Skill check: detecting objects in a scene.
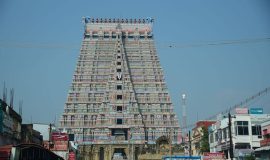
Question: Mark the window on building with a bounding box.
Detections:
[210,133,214,143]
[63,115,67,125]
[252,125,262,136]
[116,119,123,124]
[100,114,105,120]
[223,128,227,140]
[116,73,122,80]
[117,62,121,65]
[71,115,75,126]
[117,68,121,72]
[215,132,218,142]
[117,106,123,112]
[150,115,154,124]
[117,85,122,90]
[163,115,167,125]
[235,143,251,149]
[218,130,222,142]
[117,95,122,100]
[84,115,88,120]
[134,114,139,124]
[100,114,105,124]
[235,121,249,135]
[117,55,121,59]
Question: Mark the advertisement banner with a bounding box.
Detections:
[52,132,69,141]
[52,141,68,151]
[69,151,76,160]
[235,108,248,114]
[203,152,225,160]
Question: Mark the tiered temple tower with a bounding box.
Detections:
[59,18,182,160]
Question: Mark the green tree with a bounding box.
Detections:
[244,155,255,160]
[200,126,210,154]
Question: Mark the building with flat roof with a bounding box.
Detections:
[254,119,270,159]
[191,120,216,156]
[0,99,22,146]
[209,108,270,159]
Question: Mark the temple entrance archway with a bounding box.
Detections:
[156,136,170,155]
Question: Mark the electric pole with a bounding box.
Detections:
[228,112,234,159]
[189,130,192,157]
[49,123,52,150]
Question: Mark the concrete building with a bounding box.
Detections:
[191,120,215,156]
[255,119,270,159]
[209,108,270,159]
[0,99,22,146]
[43,131,69,160]
[58,17,182,160]
[21,124,43,145]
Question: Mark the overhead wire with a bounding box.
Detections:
[182,87,270,130]
[0,37,269,50]
[157,37,270,49]
[0,42,79,50]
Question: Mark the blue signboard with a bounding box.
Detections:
[249,108,263,114]
[162,156,201,160]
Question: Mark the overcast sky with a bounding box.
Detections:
[0,0,270,127]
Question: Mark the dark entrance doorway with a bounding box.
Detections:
[112,148,127,160]
[99,147,104,160]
